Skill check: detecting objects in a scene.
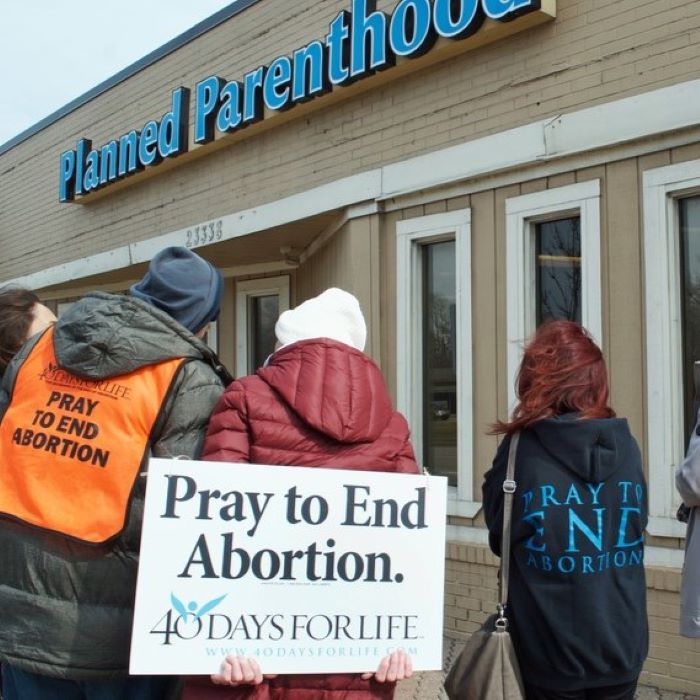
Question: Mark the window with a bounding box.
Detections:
[247,295,279,372]
[643,159,700,537]
[236,277,290,376]
[505,181,602,409]
[396,209,474,516]
[422,241,457,486]
[679,196,700,441]
[535,217,582,325]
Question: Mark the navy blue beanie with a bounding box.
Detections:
[130,247,223,333]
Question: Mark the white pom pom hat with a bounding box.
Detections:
[275,288,367,352]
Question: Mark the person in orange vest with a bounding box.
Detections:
[0,247,232,700]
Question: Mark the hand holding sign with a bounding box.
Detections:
[362,649,413,683]
[211,656,264,686]
[211,649,413,686]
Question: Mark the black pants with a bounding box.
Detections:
[1,664,176,700]
[524,679,638,700]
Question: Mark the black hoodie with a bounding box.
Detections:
[482,414,648,691]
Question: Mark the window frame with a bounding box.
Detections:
[643,159,700,538]
[505,180,603,410]
[235,276,290,377]
[396,209,474,517]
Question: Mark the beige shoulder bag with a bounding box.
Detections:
[443,431,525,700]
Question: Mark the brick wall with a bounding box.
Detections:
[644,567,700,695]
[444,543,700,695]
[444,543,500,640]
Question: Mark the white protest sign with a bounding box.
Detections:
[130,459,447,675]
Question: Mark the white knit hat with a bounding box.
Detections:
[275,288,367,351]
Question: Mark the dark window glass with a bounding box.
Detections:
[248,294,279,372]
[422,241,457,486]
[536,217,582,325]
[679,196,700,441]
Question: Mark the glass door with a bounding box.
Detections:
[235,277,290,376]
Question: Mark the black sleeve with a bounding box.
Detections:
[482,434,511,557]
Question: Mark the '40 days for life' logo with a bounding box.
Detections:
[151,593,228,645]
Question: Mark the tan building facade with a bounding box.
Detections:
[2,0,700,693]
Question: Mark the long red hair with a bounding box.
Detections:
[493,320,615,435]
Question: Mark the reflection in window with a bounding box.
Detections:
[679,196,700,441]
[247,295,279,373]
[422,241,457,486]
[536,217,581,325]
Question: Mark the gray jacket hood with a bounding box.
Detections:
[529,413,630,483]
[53,291,220,380]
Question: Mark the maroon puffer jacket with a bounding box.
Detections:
[182,338,419,700]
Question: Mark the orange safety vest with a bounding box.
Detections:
[0,327,186,544]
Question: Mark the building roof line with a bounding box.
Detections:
[0,0,260,157]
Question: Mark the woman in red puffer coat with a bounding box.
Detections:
[182,288,419,700]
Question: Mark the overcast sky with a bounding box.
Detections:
[0,0,237,146]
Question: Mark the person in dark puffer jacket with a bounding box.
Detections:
[183,288,419,700]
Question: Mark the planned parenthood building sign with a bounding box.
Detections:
[58,0,544,202]
[131,460,447,674]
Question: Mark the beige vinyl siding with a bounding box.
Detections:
[285,143,700,506]
[295,216,381,363]
[3,0,700,281]
[378,149,699,495]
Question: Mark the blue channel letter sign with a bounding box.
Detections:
[59,0,542,202]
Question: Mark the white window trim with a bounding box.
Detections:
[505,180,603,411]
[643,159,700,538]
[235,276,290,377]
[396,209,475,517]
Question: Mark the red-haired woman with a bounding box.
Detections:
[482,321,648,700]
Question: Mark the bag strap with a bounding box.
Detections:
[497,430,520,631]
